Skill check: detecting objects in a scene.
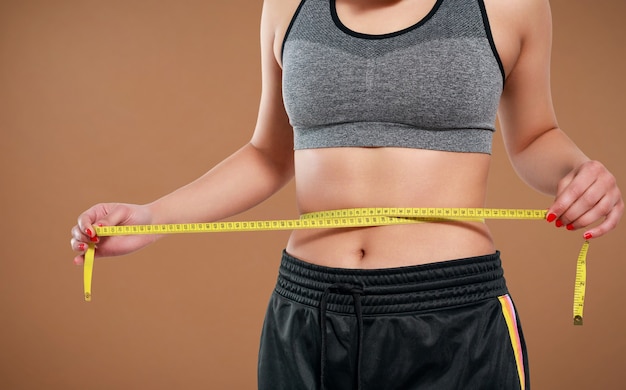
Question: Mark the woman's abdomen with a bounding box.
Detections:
[286,147,496,268]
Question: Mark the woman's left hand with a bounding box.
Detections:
[546,160,623,239]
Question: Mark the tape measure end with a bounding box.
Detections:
[84,244,95,302]
[573,315,583,326]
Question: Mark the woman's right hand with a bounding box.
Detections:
[70,203,159,265]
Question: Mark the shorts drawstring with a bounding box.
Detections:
[319,283,364,390]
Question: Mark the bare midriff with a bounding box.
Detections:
[285,147,496,268]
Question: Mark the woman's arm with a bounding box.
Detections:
[148,2,293,225]
[497,0,622,238]
[71,0,293,262]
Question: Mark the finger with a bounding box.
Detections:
[73,224,99,244]
[77,204,126,240]
[71,225,89,241]
[547,166,597,222]
[559,166,620,227]
[70,237,89,252]
[580,199,624,239]
[557,183,604,229]
[77,203,116,236]
[73,253,85,266]
[561,193,613,231]
[71,224,99,243]
[92,204,130,230]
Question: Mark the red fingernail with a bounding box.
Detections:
[86,228,93,238]
[566,224,575,231]
[546,213,557,223]
[584,232,593,240]
[98,223,103,227]
[555,220,564,228]
[90,236,98,242]
[78,243,85,251]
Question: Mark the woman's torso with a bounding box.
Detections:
[272,0,520,268]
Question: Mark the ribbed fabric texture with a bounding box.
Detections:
[276,250,509,315]
[282,0,503,153]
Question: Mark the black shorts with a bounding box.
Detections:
[258,250,529,390]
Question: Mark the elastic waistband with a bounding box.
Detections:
[275,250,508,315]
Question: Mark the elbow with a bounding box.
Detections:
[248,141,295,185]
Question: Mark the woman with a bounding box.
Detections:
[71,0,623,389]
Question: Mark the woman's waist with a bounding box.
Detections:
[286,219,495,269]
[291,147,493,268]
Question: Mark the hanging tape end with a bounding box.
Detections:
[573,315,583,326]
[83,243,96,303]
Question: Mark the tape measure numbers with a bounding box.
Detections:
[82,207,589,325]
[573,240,589,326]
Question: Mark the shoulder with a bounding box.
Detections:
[261,0,305,66]
[483,0,551,38]
[482,0,550,19]
[261,0,303,31]
[482,0,552,79]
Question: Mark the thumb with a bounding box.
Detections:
[93,204,134,230]
[78,203,130,238]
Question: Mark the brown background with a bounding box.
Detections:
[1,0,624,389]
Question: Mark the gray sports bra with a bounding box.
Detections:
[281,0,504,154]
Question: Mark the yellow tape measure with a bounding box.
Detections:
[573,240,589,325]
[83,207,589,325]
